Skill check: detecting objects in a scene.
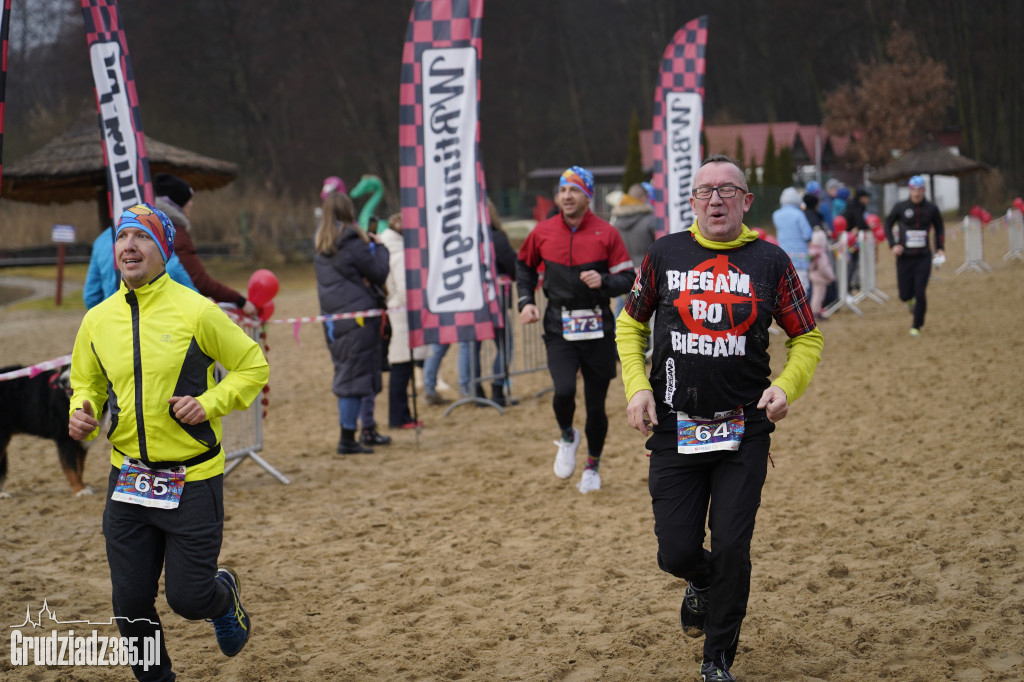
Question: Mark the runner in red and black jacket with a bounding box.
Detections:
[515,166,635,495]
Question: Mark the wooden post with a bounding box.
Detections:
[55,243,66,306]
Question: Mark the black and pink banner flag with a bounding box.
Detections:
[81,0,152,222]
[400,0,498,348]
[652,16,708,237]
[0,0,11,195]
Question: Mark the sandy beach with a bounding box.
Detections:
[1,226,1022,681]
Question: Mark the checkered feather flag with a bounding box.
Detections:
[400,0,499,349]
[81,0,153,221]
[0,0,11,195]
[652,16,708,237]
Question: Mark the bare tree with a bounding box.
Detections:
[823,25,954,167]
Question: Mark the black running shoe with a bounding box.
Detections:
[700,660,736,682]
[680,583,709,638]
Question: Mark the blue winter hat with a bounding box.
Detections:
[908,175,926,189]
[641,181,655,201]
[116,204,176,263]
[837,187,851,201]
[806,180,821,196]
[559,166,594,199]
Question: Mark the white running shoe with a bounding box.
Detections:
[553,428,580,479]
[577,468,601,493]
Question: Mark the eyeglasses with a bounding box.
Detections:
[692,185,746,200]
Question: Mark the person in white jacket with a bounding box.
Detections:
[379,213,428,428]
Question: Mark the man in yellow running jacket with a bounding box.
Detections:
[616,155,822,682]
[69,203,269,682]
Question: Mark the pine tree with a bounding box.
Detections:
[777,145,794,186]
[762,131,778,185]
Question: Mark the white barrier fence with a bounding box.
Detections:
[1003,209,1024,263]
[956,215,992,274]
[823,236,860,317]
[852,229,888,306]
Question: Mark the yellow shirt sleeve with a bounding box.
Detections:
[615,309,652,402]
[771,327,823,403]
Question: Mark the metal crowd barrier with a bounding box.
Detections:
[851,229,888,306]
[444,278,552,415]
[956,216,992,274]
[823,237,862,317]
[217,313,289,483]
[1004,209,1024,263]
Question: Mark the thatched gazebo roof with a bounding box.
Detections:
[1,113,238,204]
[868,141,988,185]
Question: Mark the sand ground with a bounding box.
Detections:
[1,227,1022,681]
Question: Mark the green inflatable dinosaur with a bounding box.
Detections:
[349,174,385,231]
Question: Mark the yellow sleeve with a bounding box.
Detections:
[68,316,107,441]
[193,306,270,420]
[615,309,652,402]
[771,327,823,403]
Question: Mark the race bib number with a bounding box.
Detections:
[111,456,185,509]
[677,408,745,454]
[561,307,604,341]
[905,229,928,249]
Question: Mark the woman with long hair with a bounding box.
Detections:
[314,190,390,454]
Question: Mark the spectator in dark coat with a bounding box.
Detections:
[843,188,872,291]
[153,173,258,317]
[474,199,520,406]
[314,190,390,454]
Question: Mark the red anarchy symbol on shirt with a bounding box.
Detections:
[673,254,760,340]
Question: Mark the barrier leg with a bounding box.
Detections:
[823,240,863,317]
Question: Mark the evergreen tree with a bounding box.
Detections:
[622,110,645,190]
[777,145,794,186]
[734,136,746,172]
[762,131,778,185]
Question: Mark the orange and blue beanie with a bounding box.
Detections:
[559,166,594,199]
[116,203,176,263]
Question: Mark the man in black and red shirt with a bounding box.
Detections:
[616,155,823,682]
[884,175,946,337]
[516,166,635,494]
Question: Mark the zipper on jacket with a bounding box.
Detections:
[126,290,149,464]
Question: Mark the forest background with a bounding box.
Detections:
[2,0,1021,252]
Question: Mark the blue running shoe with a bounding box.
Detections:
[208,567,251,657]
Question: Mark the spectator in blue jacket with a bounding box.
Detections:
[83,226,196,309]
[772,187,814,289]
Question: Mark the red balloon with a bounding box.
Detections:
[846,230,858,248]
[247,269,279,307]
[969,205,982,219]
[1013,197,1024,212]
[831,215,847,240]
[752,227,767,239]
[258,300,275,322]
[865,213,882,230]
[764,233,779,246]
[873,225,886,242]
